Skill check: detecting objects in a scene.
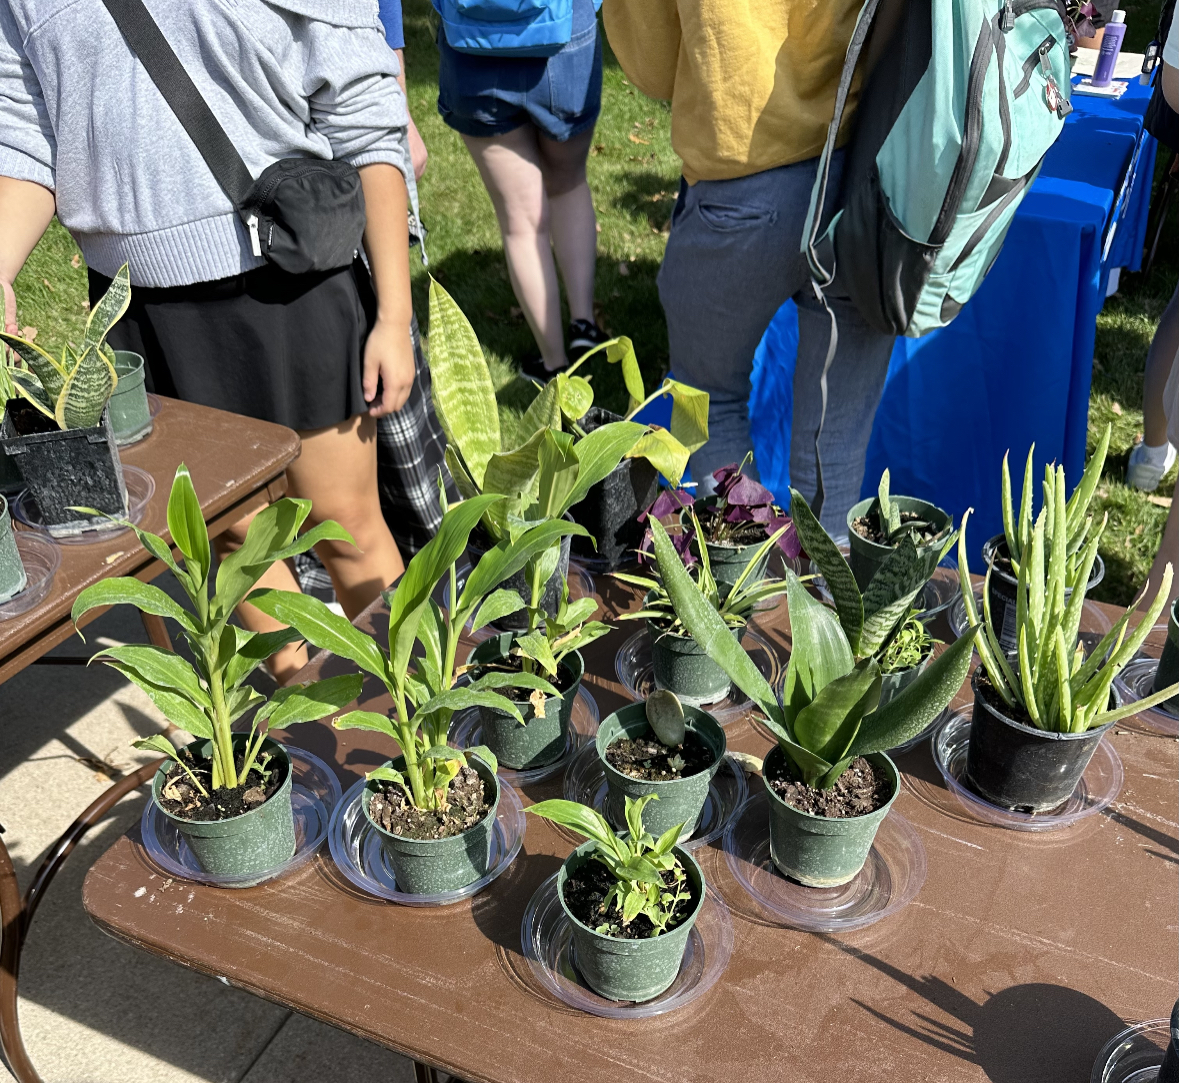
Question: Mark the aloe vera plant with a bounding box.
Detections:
[1,264,130,430]
[71,465,363,795]
[647,517,977,788]
[249,489,587,812]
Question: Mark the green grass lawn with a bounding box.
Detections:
[11,0,1175,605]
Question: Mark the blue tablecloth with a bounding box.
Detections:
[746,75,1158,555]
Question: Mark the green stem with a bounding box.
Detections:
[206,668,237,791]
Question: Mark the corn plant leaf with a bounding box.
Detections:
[663,379,709,454]
[465,670,559,696]
[464,745,499,774]
[132,734,182,762]
[166,464,211,589]
[223,627,305,688]
[521,378,562,436]
[789,488,864,650]
[334,710,399,740]
[211,497,311,620]
[536,429,581,520]
[258,673,364,730]
[527,799,624,856]
[94,644,210,706]
[780,571,855,725]
[367,764,410,792]
[626,427,689,486]
[556,372,595,424]
[512,630,558,676]
[416,687,525,725]
[470,588,526,632]
[94,651,214,739]
[8,367,55,419]
[0,332,65,401]
[792,657,881,766]
[55,345,115,430]
[84,263,132,350]
[427,279,499,487]
[72,577,197,637]
[563,420,647,510]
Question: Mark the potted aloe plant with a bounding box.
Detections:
[597,690,725,842]
[466,571,611,770]
[251,492,586,893]
[984,428,1110,652]
[615,511,790,705]
[846,468,951,591]
[528,794,705,1002]
[957,491,1178,812]
[0,265,132,533]
[72,465,363,877]
[648,517,976,886]
[0,493,26,603]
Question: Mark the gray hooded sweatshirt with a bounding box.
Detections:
[0,0,419,287]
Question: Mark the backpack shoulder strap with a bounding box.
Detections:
[99,0,254,208]
[802,0,885,284]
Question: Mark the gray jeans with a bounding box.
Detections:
[657,152,895,532]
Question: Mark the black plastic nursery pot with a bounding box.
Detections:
[468,522,571,633]
[569,408,658,570]
[467,634,584,769]
[1152,598,1179,713]
[363,753,500,895]
[0,401,128,534]
[0,493,27,603]
[964,668,1114,813]
[109,351,154,446]
[846,494,951,591]
[596,701,726,842]
[763,744,899,887]
[557,839,705,1002]
[0,444,21,495]
[152,736,295,879]
[981,534,1105,654]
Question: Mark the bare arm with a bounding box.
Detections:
[0,176,55,333]
[395,49,428,180]
[358,162,414,416]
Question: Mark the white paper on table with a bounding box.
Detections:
[1072,77,1129,98]
[1071,50,1146,80]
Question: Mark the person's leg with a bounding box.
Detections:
[1142,473,1179,614]
[462,126,567,370]
[536,125,598,326]
[1129,282,1179,490]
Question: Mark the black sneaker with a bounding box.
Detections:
[569,319,610,358]
[519,355,567,383]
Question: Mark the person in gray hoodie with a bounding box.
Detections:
[0,0,422,681]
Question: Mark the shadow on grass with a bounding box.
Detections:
[610,170,679,233]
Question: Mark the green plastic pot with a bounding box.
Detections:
[109,351,154,446]
[763,745,899,887]
[363,753,500,894]
[0,494,27,604]
[878,649,930,711]
[846,495,951,591]
[558,839,705,1002]
[597,702,725,842]
[151,735,295,878]
[647,597,744,707]
[466,634,583,769]
[1152,599,1179,713]
[681,500,770,587]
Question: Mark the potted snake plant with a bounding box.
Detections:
[0,265,132,533]
[528,794,705,1002]
[648,517,976,886]
[72,465,363,877]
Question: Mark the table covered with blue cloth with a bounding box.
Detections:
[746,75,1158,555]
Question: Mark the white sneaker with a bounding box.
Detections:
[1126,441,1177,491]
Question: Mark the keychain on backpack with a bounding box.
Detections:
[1040,45,1071,118]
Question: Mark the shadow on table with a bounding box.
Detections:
[842,946,1127,1081]
[1104,806,1179,865]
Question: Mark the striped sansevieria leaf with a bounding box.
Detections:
[83,263,131,351]
[55,345,116,430]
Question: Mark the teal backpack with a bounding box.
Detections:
[804,0,1072,338]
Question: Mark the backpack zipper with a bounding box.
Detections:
[1014,36,1057,98]
[247,214,262,257]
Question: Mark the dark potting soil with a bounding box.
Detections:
[852,510,946,547]
[766,755,892,818]
[158,747,287,822]
[563,857,694,939]
[368,764,490,840]
[697,506,769,548]
[976,670,1037,727]
[466,654,576,699]
[605,729,714,781]
[7,399,59,437]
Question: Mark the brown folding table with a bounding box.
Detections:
[77,582,1178,1083]
[0,397,300,684]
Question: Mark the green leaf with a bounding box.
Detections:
[622,887,645,924]
[225,684,266,725]
[224,627,306,688]
[483,427,546,504]
[56,345,115,430]
[416,687,525,724]
[793,657,881,764]
[562,420,647,510]
[556,372,594,423]
[470,588,526,632]
[333,710,400,740]
[166,465,211,589]
[420,744,467,763]
[261,674,364,730]
[213,498,312,621]
[652,822,680,856]
[445,444,481,501]
[624,793,652,843]
[789,488,864,649]
[857,535,931,658]
[83,263,132,351]
[617,853,666,887]
[9,367,55,419]
[466,669,559,696]
[663,380,710,454]
[132,734,182,761]
[0,332,65,401]
[72,578,197,637]
[366,764,410,795]
[527,799,620,852]
[537,429,581,520]
[606,337,646,409]
[96,661,213,739]
[427,278,500,487]
[780,571,854,725]
[626,428,690,487]
[464,744,498,775]
[520,378,562,437]
[94,644,211,707]
[645,689,686,746]
[1065,423,1109,540]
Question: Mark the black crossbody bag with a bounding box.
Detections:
[100,0,366,275]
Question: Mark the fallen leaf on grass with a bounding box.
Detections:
[628,133,650,145]
[590,143,605,156]
[71,254,81,268]
[1148,495,1173,508]
[41,278,53,292]
[617,262,630,277]
[19,326,36,341]
[1111,401,1123,415]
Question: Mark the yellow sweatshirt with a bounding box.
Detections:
[602,0,864,183]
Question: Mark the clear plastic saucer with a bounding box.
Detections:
[139,746,341,889]
[520,872,734,1018]
[327,774,525,905]
[562,744,747,851]
[1114,657,1179,737]
[949,590,1112,642]
[1091,1020,1172,1083]
[721,791,926,932]
[11,465,154,543]
[614,626,781,726]
[442,560,596,642]
[448,687,600,785]
[930,710,1123,831]
[0,533,60,618]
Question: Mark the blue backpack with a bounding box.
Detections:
[434,0,597,57]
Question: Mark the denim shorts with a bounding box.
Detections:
[436,0,602,142]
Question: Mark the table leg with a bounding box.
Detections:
[413,1063,440,1083]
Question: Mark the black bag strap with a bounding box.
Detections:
[99,0,255,208]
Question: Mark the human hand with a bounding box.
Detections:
[362,316,415,416]
[408,116,428,181]
[2,280,17,335]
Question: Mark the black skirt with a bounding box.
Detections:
[88,260,376,432]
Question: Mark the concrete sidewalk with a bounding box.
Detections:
[0,579,418,1083]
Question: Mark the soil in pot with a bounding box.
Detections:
[367,763,489,840]
[6,399,58,437]
[562,858,695,940]
[765,755,893,818]
[695,505,770,548]
[469,653,578,699]
[604,729,715,782]
[851,511,946,547]
[157,745,288,821]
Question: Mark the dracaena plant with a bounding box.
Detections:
[1000,424,1110,590]
[249,488,588,811]
[790,488,956,670]
[71,464,363,794]
[614,509,791,634]
[646,517,977,788]
[958,483,1179,732]
[528,794,691,936]
[1,264,131,431]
